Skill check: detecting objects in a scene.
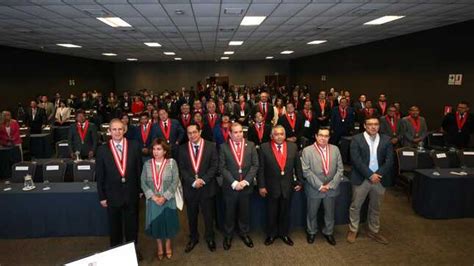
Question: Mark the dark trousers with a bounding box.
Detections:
[186,196,215,241]
[267,195,291,237]
[223,193,250,237]
[107,203,138,248]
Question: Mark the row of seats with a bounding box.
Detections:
[10,160,95,183]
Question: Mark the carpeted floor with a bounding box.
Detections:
[1,188,473,266]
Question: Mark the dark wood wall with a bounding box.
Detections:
[290,20,474,129]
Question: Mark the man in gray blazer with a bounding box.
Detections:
[348,116,394,245]
[398,106,428,147]
[301,127,344,245]
[219,122,259,250]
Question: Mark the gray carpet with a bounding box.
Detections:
[1,188,473,265]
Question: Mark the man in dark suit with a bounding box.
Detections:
[67,109,98,159]
[247,112,271,149]
[219,122,259,250]
[253,92,274,125]
[278,102,304,148]
[134,112,152,157]
[380,105,401,147]
[203,101,220,141]
[347,117,394,245]
[314,90,331,127]
[25,100,47,134]
[236,95,252,126]
[179,124,218,253]
[258,125,302,246]
[96,118,143,258]
[330,97,355,145]
[301,100,318,148]
[150,109,185,159]
[442,101,473,148]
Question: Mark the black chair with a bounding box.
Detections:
[458,150,474,168]
[10,161,37,183]
[396,147,418,200]
[42,160,67,182]
[56,140,71,159]
[430,150,450,169]
[427,132,445,149]
[73,160,96,182]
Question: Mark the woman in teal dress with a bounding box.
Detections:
[141,138,179,260]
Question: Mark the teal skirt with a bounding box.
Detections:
[145,198,179,239]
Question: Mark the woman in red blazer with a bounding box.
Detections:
[0,111,22,146]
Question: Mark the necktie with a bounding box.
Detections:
[277,144,282,154]
[236,142,241,157]
[391,118,394,125]
[262,103,266,113]
[194,145,199,157]
[164,121,168,131]
[116,144,123,159]
[290,114,294,120]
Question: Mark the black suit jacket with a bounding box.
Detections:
[25,108,47,133]
[178,140,218,200]
[253,102,274,124]
[96,139,143,207]
[258,142,302,199]
[277,112,304,139]
[350,133,394,187]
[219,140,259,196]
[67,121,98,157]
[247,123,271,146]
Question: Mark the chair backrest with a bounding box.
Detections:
[73,160,96,182]
[459,150,474,168]
[10,161,37,183]
[430,150,450,168]
[396,147,418,172]
[56,140,71,159]
[42,160,67,182]
[427,132,445,149]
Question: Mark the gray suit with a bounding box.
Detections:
[398,116,428,147]
[301,143,344,235]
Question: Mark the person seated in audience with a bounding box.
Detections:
[343,90,352,106]
[441,101,473,148]
[236,95,251,126]
[151,109,160,124]
[68,109,98,159]
[224,95,238,120]
[213,114,232,146]
[399,106,428,147]
[131,95,145,115]
[393,101,403,118]
[289,89,303,111]
[162,96,178,118]
[380,105,401,147]
[327,92,338,109]
[0,111,22,148]
[272,98,286,126]
[330,97,355,145]
[205,101,220,133]
[78,92,92,110]
[25,100,47,134]
[120,113,135,140]
[39,95,55,123]
[178,104,192,132]
[353,94,367,112]
[54,101,71,125]
[247,111,271,149]
[254,92,274,125]
[376,93,389,117]
[120,91,132,113]
[216,97,226,116]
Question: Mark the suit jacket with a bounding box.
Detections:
[350,133,394,187]
[398,116,428,147]
[25,108,47,134]
[441,112,474,148]
[301,144,344,198]
[68,121,98,157]
[0,120,21,146]
[140,158,179,201]
[178,140,218,200]
[247,122,271,146]
[253,102,274,124]
[330,106,355,134]
[300,110,318,140]
[219,140,259,196]
[380,115,401,138]
[313,100,331,126]
[150,119,185,147]
[376,101,389,117]
[277,112,304,139]
[96,139,143,207]
[258,142,302,199]
[133,123,153,148]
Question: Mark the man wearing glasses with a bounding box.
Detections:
[301,127,344,245]
[347,117,394,245]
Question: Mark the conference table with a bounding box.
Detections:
[0,182,108,239]
[52,125,71,142]
[412,168,474,219]
[30,133,53,158]
[0,145,22,179]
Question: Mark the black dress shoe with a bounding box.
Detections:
[280,236,294,246]
[240,235,254,248]
[264,237,275,246]
[223,237,232,250]
[207,240,216,252]
[185,240,199,253]
[307,234,316,244]
[323,234,336,246]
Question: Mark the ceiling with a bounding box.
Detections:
[0,0,473,62]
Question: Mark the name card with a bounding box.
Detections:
[436,153,447,158]
[132,118,139,122]
[43,126,51,130]
[463,151,474,156]
[20,134,26,138]
[78,165,91,170]
[402,151,415,156]
[15,166,28,171]
[59,143,69,147]
[102,124,110,128]
[432,133,443,137]
[20,127,28,130]
[46,165,59,171]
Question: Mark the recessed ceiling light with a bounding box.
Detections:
[307,40,327,45]
[221,56,229,60]
[174,57,182,61]
[224,51,234,55]
[56,43,81,48]
[97,17,132,28]
[164,52,175,55]
[126,58,138,61]
[175,9,185,15]
[229,41,243,46]
[240,16,266,26]
[144,42,161,47]
[364,15,405,25]
[265,56,274,59]
[280,50,294,54]
[102,53,117,56]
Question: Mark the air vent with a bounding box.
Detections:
[351,8,377,16]
[219,27,235,32]
[163,31,179,36]
[118,28,136,32]
[82,9,109,16]
[224,8,243,15]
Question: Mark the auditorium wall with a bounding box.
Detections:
[0,46,114,112]
[290,20,474,129]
